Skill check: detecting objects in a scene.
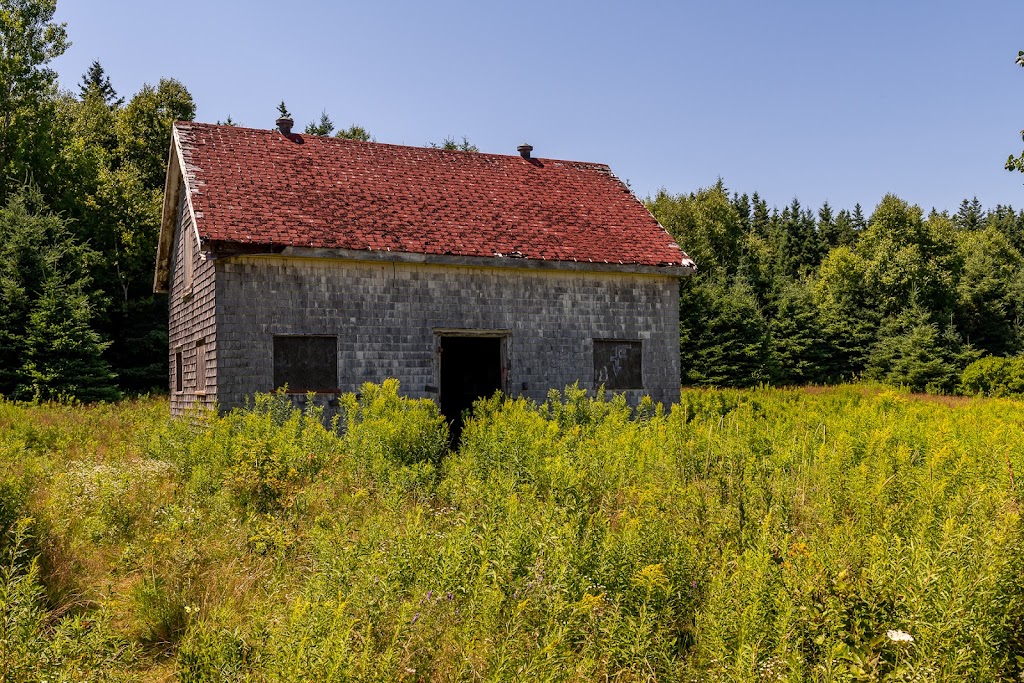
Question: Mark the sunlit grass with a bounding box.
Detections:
[1,383,1022,681]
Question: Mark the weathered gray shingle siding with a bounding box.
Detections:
[168,181,217,415]
[213,256,680,410]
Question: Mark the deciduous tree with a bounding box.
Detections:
[647,181,743,277]
[336,124,372,141]
[116,78,195,188]
[0,0,68,202]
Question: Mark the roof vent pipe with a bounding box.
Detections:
[517,143,533,159]
[276,116,294,136]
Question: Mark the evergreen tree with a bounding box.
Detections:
[832,209,857,248]
[954,197,985,230]
[78,60,121,106]
[429,136,479,151]
[737,232,775,306]
[770,198,823,278]
[796,203,824,270]
[988,204,1024,253]
[731,192,751,233]
[864,299,975,393]
[751,192,771,238]
[680,276,771,387]
[21,271,119,402]
[305,110,335,136]
[0,187,57,393]
[817,201,837,248]
[0,185,116,400]
[851,203,867,232]
[813,245,878,379]
[768,280,830,385]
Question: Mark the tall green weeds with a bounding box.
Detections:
[0,384,1022,680]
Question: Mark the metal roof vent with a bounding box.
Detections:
[276,115,294,136]
[517,143,533,159]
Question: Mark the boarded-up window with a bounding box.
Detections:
[593,340,642,390]
[196,340,207,392]
[273,336,338,392]
[183,229,194,293]
[175,351,183,392]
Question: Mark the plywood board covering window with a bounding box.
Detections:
[594,340,643,390]
[183,229,194,294]
[175,351,183,393]
[273,336,339,392]
[196,340,206,393]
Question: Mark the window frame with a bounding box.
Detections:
[272,335,340,393]
[174,350,183,393]
[593,339,644,391]
[182,225,194,297]
[195,339,207,394]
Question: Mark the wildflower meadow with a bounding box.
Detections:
[1,382,1022,681]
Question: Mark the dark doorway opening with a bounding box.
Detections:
[439,336,503,444]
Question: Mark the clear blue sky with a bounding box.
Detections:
[53,0,1024,215]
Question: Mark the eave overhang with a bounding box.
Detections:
[203,241,696,277]
[153,126,201,293]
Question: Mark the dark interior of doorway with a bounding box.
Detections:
[439,336,502,445]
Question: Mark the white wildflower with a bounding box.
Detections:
[886,629,913,643]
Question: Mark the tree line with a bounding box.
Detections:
[652,48,1024,397]
[649,185,1024,394]
[1,1,198,400]
[1,0,1022,401]
[0,1,478,402]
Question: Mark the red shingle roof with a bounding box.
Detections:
[173,122,690,268]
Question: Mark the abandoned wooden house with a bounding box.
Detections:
[154,118,694,422]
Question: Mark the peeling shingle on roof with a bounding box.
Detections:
[174,122,690,268]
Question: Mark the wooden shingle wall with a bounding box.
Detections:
[212,256,680,412]
[168,182,218,415]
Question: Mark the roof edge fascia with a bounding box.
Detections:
[153,125,201,293]
[210,243,695,277]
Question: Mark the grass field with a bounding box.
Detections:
[1,382,1023,681]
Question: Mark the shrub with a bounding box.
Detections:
[177,618,253,683]
[0,519,138,680]
[340,379,449,470]
[991,520,1024,680]
[0,520,47,681]
[959,355,1024,397]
